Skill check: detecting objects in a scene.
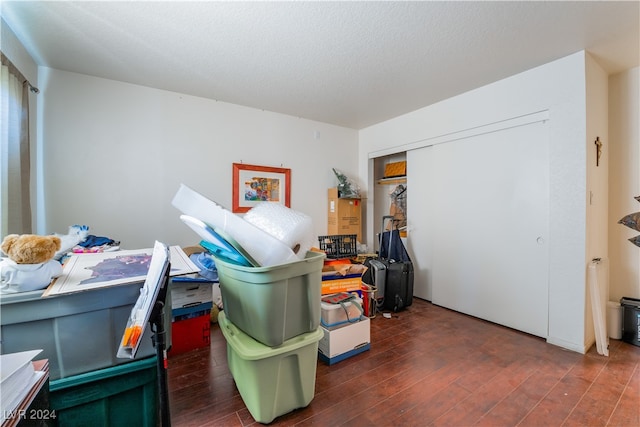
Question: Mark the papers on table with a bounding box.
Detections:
[44,245,198,297]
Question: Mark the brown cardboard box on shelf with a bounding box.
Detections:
[383,161,407,178]
[327,188,361,242]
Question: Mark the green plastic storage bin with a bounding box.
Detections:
[214,250,324,347]
[218,311,322,424]
[49,356,158,427]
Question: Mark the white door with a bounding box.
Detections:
[406,146,434,300]
[431,121,549,337]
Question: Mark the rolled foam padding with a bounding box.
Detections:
[588,260,608,356]
[243,202,315,258]
[171,184,298,267]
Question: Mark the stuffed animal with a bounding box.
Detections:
[54,224,89,259]
[0,234,63,293]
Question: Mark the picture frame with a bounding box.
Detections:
[232,163,291,213]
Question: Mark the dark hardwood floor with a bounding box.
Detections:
[167,299,640,426]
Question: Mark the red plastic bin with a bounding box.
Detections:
[169,314,210,356]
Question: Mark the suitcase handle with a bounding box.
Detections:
[379,215,396,261]
[381,215,395,233]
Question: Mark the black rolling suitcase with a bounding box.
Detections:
[362,216,413,312]
[379,215,414,312]
[383,257,414,312]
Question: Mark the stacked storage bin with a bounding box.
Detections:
[168,278,214,356]
[48,356,158,427]
[317,235,371,364]
[0,284,163,425]
[318,234,363,295]
[214,251,325,424]
[318,295,371,365]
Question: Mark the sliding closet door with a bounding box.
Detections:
[406,146,434,300]
[432,121,549,338]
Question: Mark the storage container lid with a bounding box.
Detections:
[321,298,363,311]
[218,311,322,360]
[213,250,325,283]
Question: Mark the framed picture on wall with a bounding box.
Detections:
[232,163,291,213]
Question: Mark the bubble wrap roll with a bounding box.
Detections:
[243,202,315,259]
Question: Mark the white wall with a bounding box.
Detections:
[38,68,358,249]
[609,67,640,301]
[584,54,610,346]
[359,51,592,353]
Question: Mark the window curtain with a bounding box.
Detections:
[0,53,32,236]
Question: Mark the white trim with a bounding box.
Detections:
[546,336,589,354]
[368,110,550,159]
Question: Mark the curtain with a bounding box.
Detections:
[0,54,32,236]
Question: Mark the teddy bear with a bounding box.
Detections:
[0,234,63,293]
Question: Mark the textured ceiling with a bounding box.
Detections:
[2,1,639,129]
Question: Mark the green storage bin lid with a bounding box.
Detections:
[218,311,322,360]
[214,250,325,283]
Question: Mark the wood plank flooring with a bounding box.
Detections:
[167,299,640,426]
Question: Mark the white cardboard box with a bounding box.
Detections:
[318,317,370,365]
[170,280,213,309]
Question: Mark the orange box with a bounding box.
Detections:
[321,277,362,295]
[384,161,407,178]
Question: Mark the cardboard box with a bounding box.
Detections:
[322,263,366,277]
[328,188,361,242]
[384,161,407,178]
[170,279,213,309]
[321,276,362,295]
[318,317,370,365]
